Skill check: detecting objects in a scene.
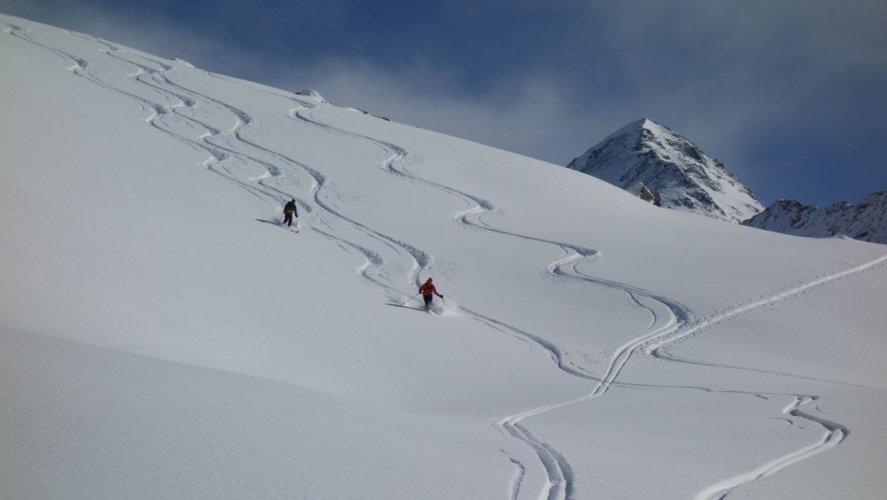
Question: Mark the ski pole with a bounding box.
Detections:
[402,292,420,306]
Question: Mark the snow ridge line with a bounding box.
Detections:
[209,80,617,384]
[282,106,745,500]
[95,45,440,303]
[8,28,277,208]
[155,76,597,500]
[6,26,278,208]
[286,105,610,371]
[0,29,750,500]
[157,72,433,299]
[6,26,161,116]
[283,103,827,500]
[285,112,634,500]
[282,103,607,500]
[94,42,434,310]
[16,26,429,314]
[12,25,882,499]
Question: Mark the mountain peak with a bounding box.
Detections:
[626,117,652,129]
[602,117,656,140]
[745,191,887,244]
[566,119,763,223]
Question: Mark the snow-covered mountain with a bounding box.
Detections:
[567,118,764,222]
[3,14,887,500]
[745,191,887,244]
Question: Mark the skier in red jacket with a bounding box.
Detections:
[418,277,444,311]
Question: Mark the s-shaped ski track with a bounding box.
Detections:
[10,25,887,500]
[284,103,887,500]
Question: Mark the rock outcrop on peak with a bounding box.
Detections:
[567,118,763,223]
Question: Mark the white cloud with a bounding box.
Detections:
[278,58,601,165]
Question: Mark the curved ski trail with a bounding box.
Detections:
[101,41,430,304]
[276,97,887,500]
[9,24,887,500]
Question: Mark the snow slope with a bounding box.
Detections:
[567,118,764,222]
[2,14,886,500]
[744,191,887,244]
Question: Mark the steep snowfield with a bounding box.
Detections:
[567,118,764,223]
[745,191,887,244]
[2,14,886,500]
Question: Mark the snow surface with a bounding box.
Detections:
[567,118,764,223]
[2,14,886,500]
[745,192,887,244]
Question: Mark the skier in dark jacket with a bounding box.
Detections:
[418,277,444,311]
[283,199,298,227]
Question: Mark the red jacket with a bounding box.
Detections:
[419,282,442,298]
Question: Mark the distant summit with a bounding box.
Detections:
[567,118,763,223]
[744,191,887,244]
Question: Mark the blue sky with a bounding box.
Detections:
[4,0,885,207]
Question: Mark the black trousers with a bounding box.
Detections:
[422,295,433,308]
[284,212,294,226]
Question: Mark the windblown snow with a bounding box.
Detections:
[2,14,886,500]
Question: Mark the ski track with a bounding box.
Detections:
[9,24,887,500]
[282,102,619,500]
[283,107,887,499]
[72,32,423,305]
[693,396,849,500]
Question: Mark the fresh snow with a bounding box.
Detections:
[567,118,764,223]
[745,191,887,244]
[2,14,886,500]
